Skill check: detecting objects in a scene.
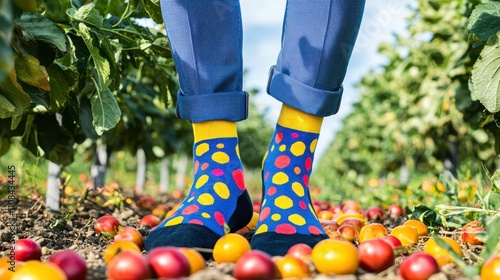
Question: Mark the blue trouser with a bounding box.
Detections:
[160,0,366,122]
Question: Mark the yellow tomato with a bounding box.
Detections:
[11,261,66,280]
[423,236,463,267]
[311,239,358,275]
[213,233,251,264]
[390,225,419,246]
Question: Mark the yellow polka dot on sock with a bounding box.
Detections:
[217,143,224,149]
[236,145,240,158]
[272,172,289,185]
[271,214,281,221]
[291,141,306,156]
[213,182,230,199]
[294,167,301,175]
[271,145,275,151]
[288,214,306,226]
[187,197,195,203]
[279,144,286,152]
[212,151,230,164]
[256,224,268,234]
[198,193,215,205]
[262,198,267,207]
[196,143,209,156]
[195,175,209,189]
[310,139,318,153]
[275,195,293,209]
[165,216,184,226]
[292,182,305,197]
[201,212,211,218]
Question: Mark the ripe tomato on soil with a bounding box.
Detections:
[311,239,359,275]
[213,233,251,264]
[358,223,388,243]
[94,214,121,238]
[423,236,463,267]
[106,251,150,280]
[0,256,19,280]
[390,225,419,246]
[48,250,87,280]
[461,220,485,245]
[114,226,144,249]
[147,247,190,278]
[286,243,312,261]
[403,219,429,237]
[103,240,141,265]
[177,247,205,274]
[275,255,311,279]
[481,254,500,280]
[399,252,440,280]
[14,239,41,262]
[358,238,395,273]
[233,250,278,280]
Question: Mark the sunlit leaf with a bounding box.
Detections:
[90,87,121,135]
[15,13,67,52]
[471,32,500,113]
[14,53,50,91]
[467,2,500,42]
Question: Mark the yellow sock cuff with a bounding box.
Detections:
[277,104,323,134]
[192,120,238,142]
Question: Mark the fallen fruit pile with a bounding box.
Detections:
[1,196,498,280]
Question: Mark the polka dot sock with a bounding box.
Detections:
[251,105,329,256]
[145,121,253,257]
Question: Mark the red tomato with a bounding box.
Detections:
[234,250,278,280]
[114,226,144,249]
[481,254,500,280]
[106,251,150,280]
[14,239,41,262]
[146,247,190,278]
[358,238,395,273]
[94,214,120,237]
[399,252,440,280]
[48,250,87,280]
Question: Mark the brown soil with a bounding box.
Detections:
[0,189,481,280]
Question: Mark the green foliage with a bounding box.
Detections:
[314,0,500,203]
[0,0,179,165]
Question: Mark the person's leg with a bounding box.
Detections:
[145,0,253,255]
[252,0,366,256]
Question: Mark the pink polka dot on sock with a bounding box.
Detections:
[212,168,224,176]
[267,186,277,196]
[308,225,323,235]
[182,204,199,215]
[275,132,284,143]
[214,211,225,226]
[305,157,312,171]
[299,201,307,210]
[274,155,290,169]
[275,224,297,235]
[232,169,246,191]
[188,219,203,225]
[260,207,271,222]
[291,132,299,138]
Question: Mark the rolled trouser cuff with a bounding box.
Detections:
[176,91,249,123]
[267,66,343,117]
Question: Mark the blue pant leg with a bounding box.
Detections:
[267,0,366,117]
[160,0,247,122]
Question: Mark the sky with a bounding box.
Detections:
[240,0,415,162]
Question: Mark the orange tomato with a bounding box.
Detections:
[311,239,358,275]
[358,223,388,243]
[103,240,141,265]
[403,220,429,237]
[390,225,419,246]
[11,261,67,280]
[423,236,463,267]
[481,254,500,280]
[213,233,251,264]
[177,248,205,274]
[275,255,311,279]
[0,257,19,280]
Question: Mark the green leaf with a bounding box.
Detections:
[0,70,30,118]
[13,0,37,13]
[471,32,500,113]
[411,205,442,227]
[480,216,500,261]
[78,23,111,90]
[0,0,14,82]
[15,13,67,52]
[467,2,500,42]
[20,114,39,157]
[47,63,77,110]
[43,0,72,22]
[90,87,121,135]
[0,137,9,156]
[14,53,50,91]
[485,191,500,211]
[141,0,163,24]
[67,4,104,28]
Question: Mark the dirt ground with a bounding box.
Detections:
[0,190,481,280]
